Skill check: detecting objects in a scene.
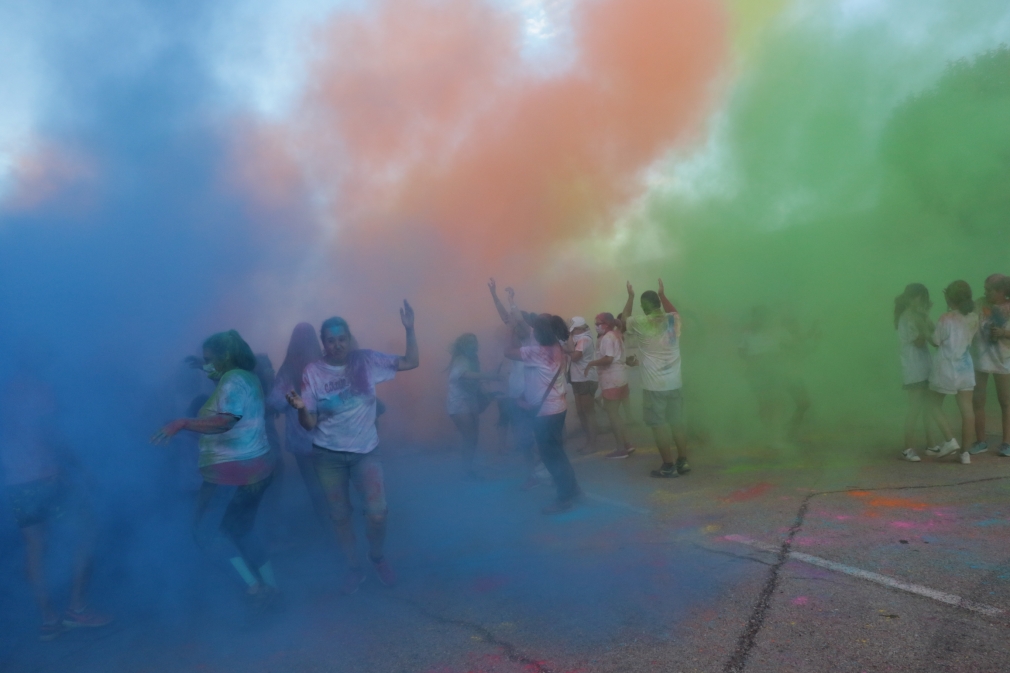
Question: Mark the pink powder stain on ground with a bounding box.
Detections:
[472,575,509,594]
[835,515,853,521]
[792,596,809,606]
[891,521,915,529]
[722,482,775,503]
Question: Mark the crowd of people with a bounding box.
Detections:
[896,275,1010,464]
[4,273,1010,641]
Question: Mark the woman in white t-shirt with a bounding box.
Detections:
[153,330,277,602]
[285,302,418,594]
[970,274,1010,458]
[893,283,936,462]
[447,333,502,478]
[586,312,633,460]
[565,317,599,454]
[925,281,979,463]
[506,315,580,514]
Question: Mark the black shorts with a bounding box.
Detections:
[571,381,598,397]
[7,476,68,528]
[497,397,521,428]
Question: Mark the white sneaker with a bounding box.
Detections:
[960,451,971,464]
[928,438,959,458]
[902,448,921,462]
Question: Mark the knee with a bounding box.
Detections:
[366,512,387,527]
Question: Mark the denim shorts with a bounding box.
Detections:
[7,476,68,528]
[312,446,387,519]
[643,389,684,427]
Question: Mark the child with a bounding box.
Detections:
[894,283,935,461]
[970,274,1010,457]
[925,281,979,464]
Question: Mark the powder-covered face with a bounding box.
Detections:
[322,326,353,364]
[202,348,225,381]
[984,278,1005,305]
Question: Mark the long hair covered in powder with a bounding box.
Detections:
[893,283,929,329]
[203,330,257,373]
[449,333,480,373]
[277,322,323,392]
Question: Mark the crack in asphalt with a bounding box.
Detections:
[721,474,1010,673]
[385,594,556,673]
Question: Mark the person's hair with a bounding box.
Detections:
[254,354,275,394]
[449,333,480,372]
[277,322,322,392]
[548,315,570,341]
[641,290,661,312]
[985,274,1010,302]
[203,330,257,373]
[893,283,930,328]
[943,280,974,315]
[596,312,618,330]
[531,315,558,347]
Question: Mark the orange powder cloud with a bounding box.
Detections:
[232,0,728,443]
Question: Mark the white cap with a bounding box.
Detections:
[569,316,587,330]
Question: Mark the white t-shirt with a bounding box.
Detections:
[897,310,931,385]
[0,376,60,487]
[520,345,568,416]
[596,331,628,390]
[302,351,400,454]
[446,356,478,415]
[506,358,526,399]
[626,312,682,391]
[929,312,979,395]
[972,302,1010,375]
[569,332,598,383]
[198,369,271,467]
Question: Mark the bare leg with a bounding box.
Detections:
[651,425,675,464]
[956,390,975,450]
[672,424,690,462]
[928,391,955,442]
[994,373,1010,444]
[905,386,926,448]
[451,413,480,475]
[68,505,96,612]
[20,525,57,624]
[973,372,989,444]
[295,454,331,526]
[365,513,387,561]
[574,393,598,452]
[602,398,629,451]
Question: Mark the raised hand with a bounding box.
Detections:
[505,287,515,303]
[488,278,497,295]
[627,281,634,297]
[286,390,306,410]
[151,419,187,445]
[658,278,665,295]
[400,299,415,330]
[184,355,202,369]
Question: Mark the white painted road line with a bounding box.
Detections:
[725,535,1004,618]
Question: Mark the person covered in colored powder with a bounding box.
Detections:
[505,312,581,514]
[446,332,501,479]
[893,283,937,462]
[621,279,691,478]
[285,301,418,593]
[565,316,599,454]
[152,330,278,604]
[585,309,634,460]
[925,281,979,464]
[0,367,113,640]
[267,323,330,524]
[970,274,1010,458]
[488,279,540,489]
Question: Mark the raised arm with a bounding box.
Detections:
[398,300,419,371]
[620,281,635,320]
[489,278,510,324]
[657,278,676,313]
[151,413,239,444]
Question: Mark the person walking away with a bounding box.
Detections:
[894,284,936,462]
[566,317,599,454]
[447,333,501,478]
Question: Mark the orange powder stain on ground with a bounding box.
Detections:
[848,491,930,511]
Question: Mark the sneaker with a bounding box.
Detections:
[541,499,575,515]
[901,448,921,462]
[62,607,113,629]
[999,443,1010,457]
[625,446,636,455]
[650,464,679,478]
[927,438,959,458]
[39,621,64,641]
[968,441,988,455]
[371,557,397,587]
[520,475,543,491]
[676,458,691,475]
[605,448,631,459]
[926,444,942,455]
[340,568,366,595]
[533,464,550,480]
[960,451,971,465]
